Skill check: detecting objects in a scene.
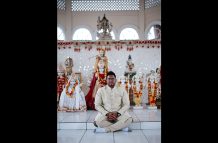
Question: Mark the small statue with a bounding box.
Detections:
[97,14,113,40]
[132,75,144,107]
[65,57,73,77]
[58,73,87,112]
[155,66,161,108]
[154,25,161,39]
[147,70,158,107]
[85,48,109,110]
[125,55,136,73]
[94,48,108,85]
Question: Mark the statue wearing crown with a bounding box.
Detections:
[124,55,136,106]
[65,57,73,77]
[146,70,158,109]
[132,75,144,109]
[58,73,87,112]
[97,14,113,40]
[85,48,109,110]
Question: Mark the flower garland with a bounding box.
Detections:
[97,63,108,85]
[125,80,129,93]
[133,81,143,97]
[152,80,157,103]
[57,40,161,51]
[65,80,79,98]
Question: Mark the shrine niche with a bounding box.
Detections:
[97,14,113,40]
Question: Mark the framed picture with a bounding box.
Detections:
[75,72,82,83]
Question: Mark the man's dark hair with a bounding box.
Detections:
[106,71,116,79]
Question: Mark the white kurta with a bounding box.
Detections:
[94,85,131,122]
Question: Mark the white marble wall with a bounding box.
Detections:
[58,46,161,104]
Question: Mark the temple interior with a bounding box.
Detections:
[57,0,161,143]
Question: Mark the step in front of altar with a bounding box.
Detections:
[58,109,161,130]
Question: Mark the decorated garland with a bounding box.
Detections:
[133,80,143,106]
[65,80,79,98]
[125,80,129,93]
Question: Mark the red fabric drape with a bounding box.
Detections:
[85,74,97,110]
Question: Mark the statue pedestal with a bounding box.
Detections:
[133,106,143,110]
[147,105,157,110]
[97,33,112,40]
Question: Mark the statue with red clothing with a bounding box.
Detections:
[85,48,109,110]
[156,66,161,108]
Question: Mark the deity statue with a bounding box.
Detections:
[146,70,158,108]
[97,14,113,40]
[132,75,144,108]
[146,70,156,82]
[125,55,136,73]
[58,73,87,112]
[85,48,109,110]
[64,57,73,77]
[57,64,67,104]
[155,66,161,108]
[124,55,136,106]
[153,25,161,40]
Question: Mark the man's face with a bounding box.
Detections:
[107,75,116,88]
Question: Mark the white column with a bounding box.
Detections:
[138,0,145,40]
[65,0,72,41]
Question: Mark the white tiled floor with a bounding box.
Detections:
[80,130,114,143]
[58,130,86,143]
[57,109,161,123]
[114,130,149,143]
[142,129,161,143]
[58,129,161,143]
[57,108,161,143]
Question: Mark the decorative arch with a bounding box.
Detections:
[118,24,140,40]
[145,21,161,40]
[57,24,66,41]
[72,25,94,40]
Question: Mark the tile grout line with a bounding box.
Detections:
[132,111,141,122]
[86,111,94,123]
[130,110,141,122]
[86,111,95,129]
[79,130,87,143]
[113,132,115,143]
[141,129,150,143]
